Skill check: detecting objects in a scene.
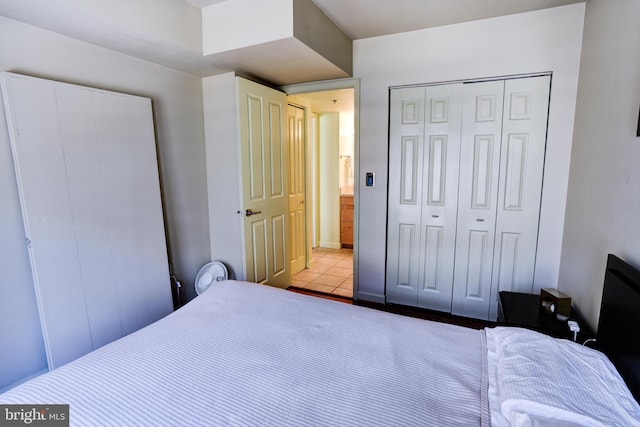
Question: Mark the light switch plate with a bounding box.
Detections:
[366,172,375,187]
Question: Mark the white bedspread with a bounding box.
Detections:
[1,281,489,426]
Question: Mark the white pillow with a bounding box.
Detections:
[485,327,640,427]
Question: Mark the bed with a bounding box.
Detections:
[2,255,640,426]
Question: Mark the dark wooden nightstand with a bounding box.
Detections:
[498,291,593,342]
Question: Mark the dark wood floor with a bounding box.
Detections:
[287,286,495,330]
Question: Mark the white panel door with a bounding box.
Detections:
[238,77,290,288]
[1,73,173,369]
[288,105,306,275]
[416,84,463,311]
[386,87,425,306]
[451,81,505,320]
[487,75,551,319]
[386,76,549,320]
[387,84,462,311]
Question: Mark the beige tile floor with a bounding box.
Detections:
[291,248,353,298]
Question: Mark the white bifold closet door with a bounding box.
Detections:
[386,75,550,320]
[1,73,173,369]
[449,80,505,319]
[386,84,463,312]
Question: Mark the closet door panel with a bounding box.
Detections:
[56,86,122,349]
[416,84,462,312]
[1,74,94,368]
[386,76,549,321]
[463,230,491,298]
[386,87,425,306]
[397,223,419,288]
[2,73,172,369]
[92,91,171,335]
[452,81,504,320]
[488,76,551,318]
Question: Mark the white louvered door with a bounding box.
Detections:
[387,75,550,320]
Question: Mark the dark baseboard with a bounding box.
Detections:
[287,286,495,330]
[287,286,353,304]
[354,300,495,330]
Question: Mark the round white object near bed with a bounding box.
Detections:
[195,261,228,295]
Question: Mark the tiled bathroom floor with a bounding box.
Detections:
[290,248,353,298]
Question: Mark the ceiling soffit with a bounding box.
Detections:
[0,0,352,85]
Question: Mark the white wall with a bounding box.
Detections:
[202,0,292,55]
[0,16,209,390]
[318,112,340,248]
[67,0,202,53]
[202,73,245,280]
[558,0,640,329]
[353,4,585,301]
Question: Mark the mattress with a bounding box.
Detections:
[1,280,489,426]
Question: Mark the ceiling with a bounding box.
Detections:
[0,0,584,85]
[186,0,583,40]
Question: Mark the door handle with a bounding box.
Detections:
[245,209,262,217]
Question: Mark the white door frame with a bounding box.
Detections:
[281,78,360,298]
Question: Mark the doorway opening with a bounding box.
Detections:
[286,86,356,298]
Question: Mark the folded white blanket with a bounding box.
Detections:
[486,327,640,427]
